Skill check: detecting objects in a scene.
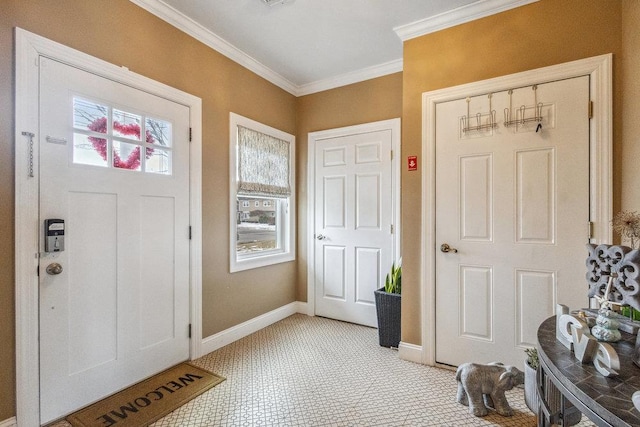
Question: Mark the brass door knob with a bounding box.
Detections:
[440,243,458,253]
[46,263,63,275]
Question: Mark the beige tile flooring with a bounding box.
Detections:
[53,314,596,426]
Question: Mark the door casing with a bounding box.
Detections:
[420,54,613,366]
[306,119,402,318]
[14,28,203,426]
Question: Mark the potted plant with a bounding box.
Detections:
[374,261,401,348]
[524,347,582,425]
[523,347,539,414]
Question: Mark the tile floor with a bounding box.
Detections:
[52,314,596,426]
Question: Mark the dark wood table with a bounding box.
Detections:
[537,316,640,426]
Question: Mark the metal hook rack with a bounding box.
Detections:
[503,85,544,129]
[461,94,497,133]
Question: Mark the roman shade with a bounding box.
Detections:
[237,125,291,197]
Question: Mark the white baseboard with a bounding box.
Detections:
[0,417,17,427]
[398,341,423,364]
[295,301,308,314]
[199,301,308,357]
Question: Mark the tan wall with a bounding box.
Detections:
[622,1,640,212]
[295,73,403,301]
[0,0,297,420]
[1,0,636,422]
[400,0,623,345]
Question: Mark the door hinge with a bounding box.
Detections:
[189,226,192,240]
[390,224,394,234]
[37,265,39,277]
[588,101,594,119]
[390,150,394,161]
[188,323,192,338]
[189,127,192,142]
[588,221,594,240]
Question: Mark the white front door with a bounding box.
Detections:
[435,76,590,367]
[313,128,395,327]
[38,58,191,423]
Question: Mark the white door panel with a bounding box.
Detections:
[314,130,393,327]
[435,77,590,367]
[39,58,190,423]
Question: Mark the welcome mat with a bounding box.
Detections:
[66,362,225,427]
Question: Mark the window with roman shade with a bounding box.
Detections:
[229,113,296,272]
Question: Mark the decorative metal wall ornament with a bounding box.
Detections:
[586,244,640,311]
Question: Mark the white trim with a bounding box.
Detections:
[306,119,402,318]
[394,0,539,41]
[398,342,423,364]
[129,1,541,95]
[229,113,296,273]
[296,59,403,97]
[199,302,306,355]
[129,0,403,96]
[420,54,613,366]
[14,27,41,427]
[14,28,203,426]
[0,417,17,427]
[190,103,204,361]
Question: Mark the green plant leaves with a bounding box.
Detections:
[384,262,401,294]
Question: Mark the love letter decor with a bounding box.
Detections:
[555,304,620,377]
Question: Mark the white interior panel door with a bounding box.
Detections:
[435,76,590,367]
[314,130,393,327]
[39,58,191,423]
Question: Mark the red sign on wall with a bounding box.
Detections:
[408,155,418,171]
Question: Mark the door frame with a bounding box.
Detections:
[14,28,203,426]
[420,54,613,366]
[306,118,402,317]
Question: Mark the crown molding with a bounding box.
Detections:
[296,59,403,97]
[130,0,404,96]
[394,0,539,41]
[131,1,535,96]
[129,0,299,95]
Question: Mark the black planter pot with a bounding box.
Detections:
[374,287,401,348]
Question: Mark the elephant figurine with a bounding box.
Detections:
[455,362,524,417]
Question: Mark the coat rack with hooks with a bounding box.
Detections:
[461,94,497,133]
[503,85,544,129]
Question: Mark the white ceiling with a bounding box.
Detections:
[131,0,537,96]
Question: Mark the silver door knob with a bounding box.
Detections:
[440,243,458,253]
[46,263,63,275]
[316,234,326,240]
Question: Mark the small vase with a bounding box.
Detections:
[591,308,622,342]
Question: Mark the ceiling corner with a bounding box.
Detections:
[128,0,299,95]
[296,59,403,97]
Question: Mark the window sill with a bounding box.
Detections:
[230,252,295,273]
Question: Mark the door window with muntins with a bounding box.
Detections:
[72,97,173,174]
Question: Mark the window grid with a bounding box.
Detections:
[72,97,173,175]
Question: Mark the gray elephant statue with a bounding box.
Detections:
[455,362,524,417]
